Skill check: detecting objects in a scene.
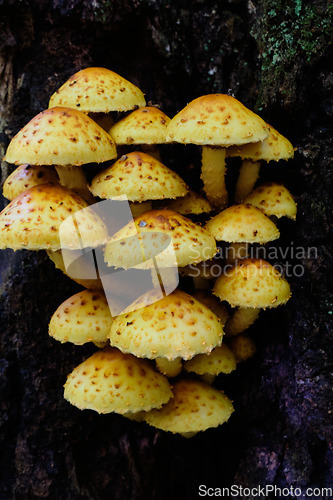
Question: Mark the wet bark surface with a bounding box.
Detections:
[0,1,332,498]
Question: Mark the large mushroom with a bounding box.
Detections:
[64,348,172,415]
[49,66,146,130]
[108,289,224,361]
[4,106,117,200]
[166,94,269,208]
[0,184,107,251]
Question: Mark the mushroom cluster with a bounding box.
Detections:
[0,67,296,437]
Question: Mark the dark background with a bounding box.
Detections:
[0,1,332,499]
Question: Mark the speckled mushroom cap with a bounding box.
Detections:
[4,107,117,166]
[3,164,59,201]
[104,209,217,269]
[205,204,280,243]
[109,290,224,360]
[227,124,294,161]
[166,190,212,215]
[0,184,108,250]
[244,182,297,220]
[184,344,237,376]
[49,290,113,345]
[143,379,234,434]
[213,259,291,308]
[166,94,269,146]
[64,348,172,414]
[110,107,170,145]
[49,67,146,112]
[89,152,188,202]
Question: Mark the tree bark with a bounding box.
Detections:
[0,1,332,498]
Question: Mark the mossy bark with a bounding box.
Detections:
[1,1,332,498]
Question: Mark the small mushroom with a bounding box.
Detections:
[165,189,212,215]
[3,164,59,201]
[244,182,297,220]
[49,290,114,345]
[110,106,170,160]
[64,347,172,414]
[184,344,237,383]
[143,379,234,436]
[90,151,188,202]
[213,258,291,309]
[227,124,294,202]
[166,94,269,207]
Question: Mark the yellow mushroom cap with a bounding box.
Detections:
[3,164,59,201]
[49,67,146,112]
[213,259,291,308]
[4,107,117,166]
[205,204,280,243]
[227,124,294,162]
[89,152,188,202]
[0,184,108,251]
[192,291,228,326]
[143,379,234,434]
[109,289,224,360]
[166,190,213,215]
[184,344,237,375]
[227,334,257,363]
[104,209,217,270]
[110,107,170,145]
[64,348,173,414]
[49,290,113,345]
[244,182,297,220]
[166,94,269,146]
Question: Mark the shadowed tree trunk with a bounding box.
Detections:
[0,1,332,498]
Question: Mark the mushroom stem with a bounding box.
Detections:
[129,201,153,218]
[201,146,228,208]
[201,373,216,384]
[55,165,93,203]
[193,276,211,291]
[224,307,260,337]
[234,160,261,202]
[226,242,249,265]
[142,144,162,161]
[156,358,182,377]
[89,112,114,132]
